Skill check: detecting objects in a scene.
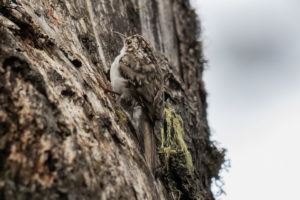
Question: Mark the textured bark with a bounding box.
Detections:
[0,0,225,199]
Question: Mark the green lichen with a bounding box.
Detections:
[159,108,194,175]
[115,105,127,122]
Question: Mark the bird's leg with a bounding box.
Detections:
[95,75,120,96]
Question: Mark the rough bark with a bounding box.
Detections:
[0,0,225,199]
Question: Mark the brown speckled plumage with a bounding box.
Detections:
[117,35,164,121]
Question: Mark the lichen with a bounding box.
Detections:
[159,108,194,175]
[115,105,127,122]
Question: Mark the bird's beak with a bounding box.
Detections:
[113,31,126,42]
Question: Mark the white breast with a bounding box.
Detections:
[110,48,127,94]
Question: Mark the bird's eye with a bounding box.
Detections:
[127,40,132,45]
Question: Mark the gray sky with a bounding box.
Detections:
[190,0,300,199]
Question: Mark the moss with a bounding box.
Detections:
[115,105,127,122]
[159,108,194,175]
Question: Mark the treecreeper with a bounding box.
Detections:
[110,34,164,171]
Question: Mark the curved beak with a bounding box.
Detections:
[113,31,126,42]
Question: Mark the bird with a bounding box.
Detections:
[110,33,164,170]
[110,33,164,123]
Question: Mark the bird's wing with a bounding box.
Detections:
[119,54,164,120]
[119,54,147,87]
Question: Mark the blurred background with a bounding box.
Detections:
[190,0,300,199]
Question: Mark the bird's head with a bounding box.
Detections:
[114,32,153,55]
[124,35,149,52]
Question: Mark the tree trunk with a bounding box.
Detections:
[0,0,225,199]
